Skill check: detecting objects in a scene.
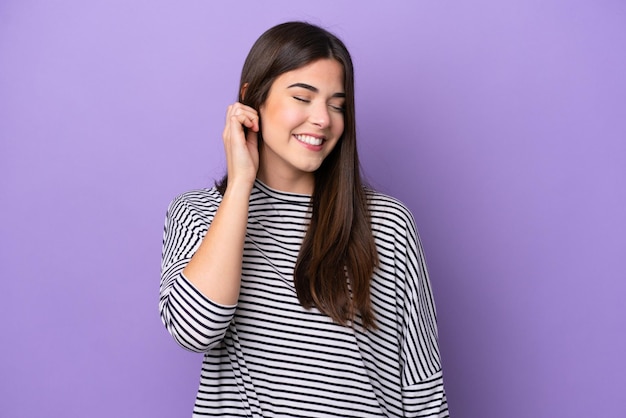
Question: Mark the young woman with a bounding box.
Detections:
[160,21,449,417]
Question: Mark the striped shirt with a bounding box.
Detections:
[160,180,449,417]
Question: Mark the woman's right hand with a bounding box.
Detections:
[222,102,260,190]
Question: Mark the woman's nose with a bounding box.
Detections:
[308,102,330,128]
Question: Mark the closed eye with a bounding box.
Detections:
[293,95,344,112]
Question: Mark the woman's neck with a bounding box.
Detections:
[256,167,314,195]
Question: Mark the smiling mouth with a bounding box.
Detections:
[294,134,324,146]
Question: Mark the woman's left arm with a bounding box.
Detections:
[396,208,450,417]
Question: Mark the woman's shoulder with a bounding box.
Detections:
[365,188,416,227]
[166,187,223,220]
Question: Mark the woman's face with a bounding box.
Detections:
[256,58,345,192]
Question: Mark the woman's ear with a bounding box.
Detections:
[240,83,249,102]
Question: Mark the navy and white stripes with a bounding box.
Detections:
[160,180,449,417]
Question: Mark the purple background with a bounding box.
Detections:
[1,1,625,417]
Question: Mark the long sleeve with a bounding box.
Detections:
[395,206,449,417]
[159,191,236,353]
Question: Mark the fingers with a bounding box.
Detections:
[221,103,260,187]
[225,103,259,134]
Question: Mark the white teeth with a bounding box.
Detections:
[294,134,323,146]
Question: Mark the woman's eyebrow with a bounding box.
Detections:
[287,83,345,98]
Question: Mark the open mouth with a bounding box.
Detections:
[294,134,324,146]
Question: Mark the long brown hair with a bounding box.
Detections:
[217,22,379,329]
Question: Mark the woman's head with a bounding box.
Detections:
[238,22,357,185]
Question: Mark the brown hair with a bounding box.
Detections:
[217,22,379,329]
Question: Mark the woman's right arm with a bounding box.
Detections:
[159,103,259,352]
[183,103,259,304]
